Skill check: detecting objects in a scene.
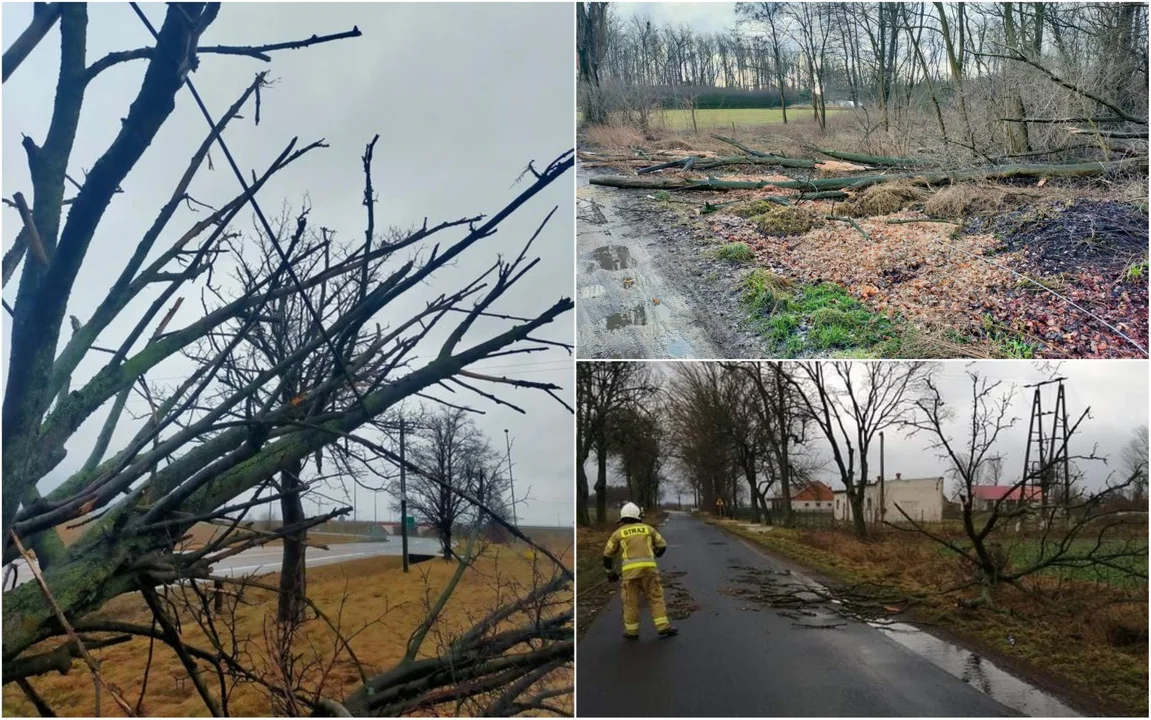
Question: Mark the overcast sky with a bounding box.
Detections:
[613,2,738,35]
[2,3,575,527]
[596,361,1149,500]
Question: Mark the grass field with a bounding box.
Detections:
[579,106,836,130]
[4,544,572,716]
[937,536,1149,589]
[651,106,843,131]
[709,517,1147,716]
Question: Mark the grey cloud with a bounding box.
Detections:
[3,3,575,526]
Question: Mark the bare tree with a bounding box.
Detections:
[577,2,612,125]
[1121,425,1149,501]
[904,370,1146,602]
[2,6,574,712]
[575,361,657,525]
[406,408,509,560]
[787,361,930,538]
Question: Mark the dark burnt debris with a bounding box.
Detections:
[974,199,1148,277]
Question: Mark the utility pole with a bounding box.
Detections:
[504,429,518,527]
[1022,377,1070,521]
[879,431,886,524]
[400,417,410,573]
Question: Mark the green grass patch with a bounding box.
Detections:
[654,107,842,130]
[716,242,755,263]
[741,276,897,357]
[742,269,795,315]
[1124,259,1147,282]
[652,189,672,202]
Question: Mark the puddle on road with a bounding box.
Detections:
[605,302,671,331]
[591,244,634,271]
[873,623,1079,717]
[723,562,1079,716]
[606,305,646,330]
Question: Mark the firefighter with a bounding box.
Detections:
[603,502,678,640]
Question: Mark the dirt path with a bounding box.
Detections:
[577,168,766,359]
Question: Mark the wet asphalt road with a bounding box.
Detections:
[6,537,441,589]
[577,512,1016,717]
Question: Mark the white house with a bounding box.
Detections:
[832,474,945,524]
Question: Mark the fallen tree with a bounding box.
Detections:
[810,148,935,168]
[590,157,1147,192]
[638,154,814,174]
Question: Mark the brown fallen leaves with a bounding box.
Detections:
[705,203,1148,358]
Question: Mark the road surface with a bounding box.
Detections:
[577,512,1017,717]
[576,174,722,359]
[6,537,441,589]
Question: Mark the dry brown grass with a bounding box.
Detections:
[580,123,648,152]
[922,183,1047,218]
[3,545,572,717]
[833,181,926,217]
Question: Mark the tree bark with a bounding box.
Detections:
[276,459,307,623]
[576,457,590,526]
[594,441,608,524]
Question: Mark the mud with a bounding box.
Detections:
[576,167,772,359]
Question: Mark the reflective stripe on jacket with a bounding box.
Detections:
[604,523,667,579]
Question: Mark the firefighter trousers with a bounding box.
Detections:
[620,567,670,636]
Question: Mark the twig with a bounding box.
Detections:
[9,531,136,716]
[825,215,872,241]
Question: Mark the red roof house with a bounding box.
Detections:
[966,485,1043,509]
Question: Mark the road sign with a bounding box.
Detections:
[404,515,416,528]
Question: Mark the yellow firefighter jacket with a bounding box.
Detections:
[603,522,667,580]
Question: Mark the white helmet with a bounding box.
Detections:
[620,502,642,521]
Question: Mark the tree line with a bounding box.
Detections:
[577,361,1147,593]
[579,2,1148,156]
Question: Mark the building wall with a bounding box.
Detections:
[794,499,832,512]
[833,477,945,524]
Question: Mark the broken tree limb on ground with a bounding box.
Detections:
[811,147,935,168]
[768,156,1147,191]
[711,134,772,157]
[591,157,1145,192]
[998,116,1133,124]
[591,175,781,190]
[825,216,872,241]
[1067,128,1149,140]
[711,135,817,167]
[638,154,817,174]
[798,190,850,201]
